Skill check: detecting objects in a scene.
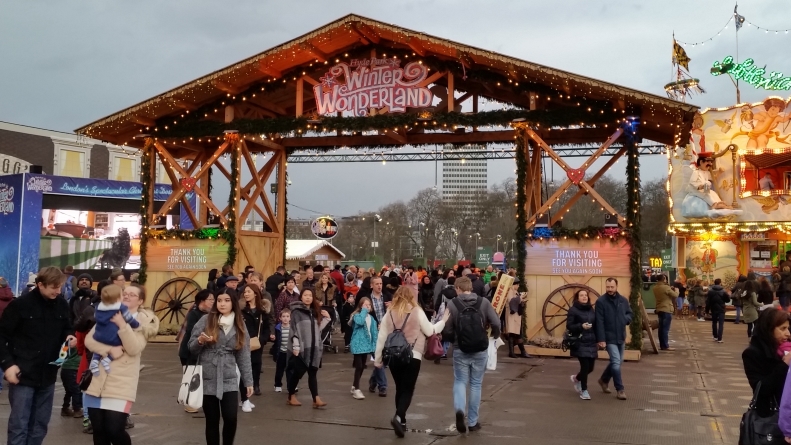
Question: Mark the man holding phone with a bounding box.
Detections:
[0,266,75,445]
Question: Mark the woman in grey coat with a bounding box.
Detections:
[286,288,331,408]
[189,293,253,445]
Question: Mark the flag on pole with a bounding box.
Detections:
[672,40,690,71]
[734,5,745,30]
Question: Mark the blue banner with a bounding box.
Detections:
[0,174,42,294]
[25,174,177,201]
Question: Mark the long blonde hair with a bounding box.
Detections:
[389,287,415,317]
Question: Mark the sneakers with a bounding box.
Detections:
[617,390,627,400]
[61,407,74,417]
[570,375,581,394]
[82,418,93,434]
[580,390,591,400]
[274,386,282,393]
[660,347,676,351]
[73,409,84,418]
[369,383,377,393]
[352,389,365,400]
[597,379,612,394]
[391,415,405,438]
[717,340,724,343]
[697,318,705,322]
[254,386,261,396]
[455,410,467,433]
[350,386,356,394]
[184,406,199,413]
[379,389,387,397]
[468,423,482,432]
[241,400,253,413]
[125,416,134,429]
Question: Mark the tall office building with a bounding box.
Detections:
[441,144,488,216]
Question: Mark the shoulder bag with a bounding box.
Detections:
[739,381,783,445]
[177,354,203,410]
[249,313,263,351]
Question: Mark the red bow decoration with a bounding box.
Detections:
[180,177,196,192]
[566,168,585,185]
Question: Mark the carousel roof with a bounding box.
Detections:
[76,14,697,147]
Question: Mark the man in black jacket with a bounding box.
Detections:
[68,273,96,326]
[266,266,287,298]
[595,277,633,401]
[0,266,75,445]
[706,278,730,343]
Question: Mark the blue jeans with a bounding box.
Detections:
[7,383,55,445]
[734,306,742,323]
[676,297,684,311]
[369,352,387,392]
[452,350,488,427]
[780,292,790,310]
[657,311,672,350]
[600,343,625,391]
[712,312,725,341]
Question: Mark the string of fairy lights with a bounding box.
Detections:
[675,13,791,48]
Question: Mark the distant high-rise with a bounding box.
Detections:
[441,144,487,216]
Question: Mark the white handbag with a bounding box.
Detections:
[178,357,203,410]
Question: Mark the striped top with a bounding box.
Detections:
[280,326,290,352]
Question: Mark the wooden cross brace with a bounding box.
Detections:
[524,127,626,228]
[153,139,231,225]
[215,149,280,233]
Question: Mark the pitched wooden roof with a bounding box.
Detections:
[76,13,697,146]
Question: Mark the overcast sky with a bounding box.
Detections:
[1,0,788,219]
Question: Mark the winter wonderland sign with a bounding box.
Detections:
[313,58,434,116]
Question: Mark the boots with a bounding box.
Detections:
[517,342,530,358]
[287,394,301,406]
[507,338,516,358]
[313,396,327,408]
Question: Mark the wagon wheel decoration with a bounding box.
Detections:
[152,277,201,325]
[541,284,600,336]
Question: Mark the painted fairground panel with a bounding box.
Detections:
[679,237,741,289]
[668,95,791,224]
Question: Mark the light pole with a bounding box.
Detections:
[511,239,515,261]
[474,232,480,259]
[373,214,381,257]
[496,234,502,252]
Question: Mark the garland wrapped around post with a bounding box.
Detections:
[226,134,239,267]
[514,125,528,293]
[624,119,643,351]
[137,138,154,285]
[282,151,288,266]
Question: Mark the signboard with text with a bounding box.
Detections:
[525,241,630,277]
[146,245,229,272]
[313,58,434,116]
[661,249,673,271]
[476,247,493,265]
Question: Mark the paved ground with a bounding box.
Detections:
[0,316,751,445]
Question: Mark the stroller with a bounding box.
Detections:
[321,305,339,353]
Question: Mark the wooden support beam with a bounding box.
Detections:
[238,140,277,232]
[301,75,319,87]
[258,61,282,79]
[455,92,472,106]
[407,37,426,56]
[212,79,245,95]
[353,22,380,43]
[379,129,407,145]
[550,147,626,226]
[295,78,304,117]
[530,140,542,214]
[248,96,288,116]
[276,150,286,234]
[299,42,328,63]
[447,71,454,113]
[417,70,445,88]
[133,116,156,127]
[242,135,285,152]
[171,99,197,111]
[348,27,370,45]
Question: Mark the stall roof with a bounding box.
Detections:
[76,13,697,147]
[286,239,345,260]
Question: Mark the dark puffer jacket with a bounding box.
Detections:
[566,301,598,358]
[705,285,730,315]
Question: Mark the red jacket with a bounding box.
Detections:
[76,331,89,383]
[0,287,13,319]
[331,271,345,295]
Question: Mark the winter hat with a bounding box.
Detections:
[0,278,7,288]
[26,273,36,287]
[77,273,94,287]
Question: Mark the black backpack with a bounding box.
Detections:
[382,312,414,366]
[453,297,489,353]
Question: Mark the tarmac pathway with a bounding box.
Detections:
[0,316,750,444]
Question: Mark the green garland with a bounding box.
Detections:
[226,140,239,267]
[624,122,643,351]
[146,227,233,242]
[527,226,630,241]
[514,128,528,293]
[282,151,288,266]
[157,108,618,140]
[138,142,152,285]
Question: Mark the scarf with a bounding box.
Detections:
[219,313,235,335]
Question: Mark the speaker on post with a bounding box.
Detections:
[604,213,619,227]
[29,165,43,174]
